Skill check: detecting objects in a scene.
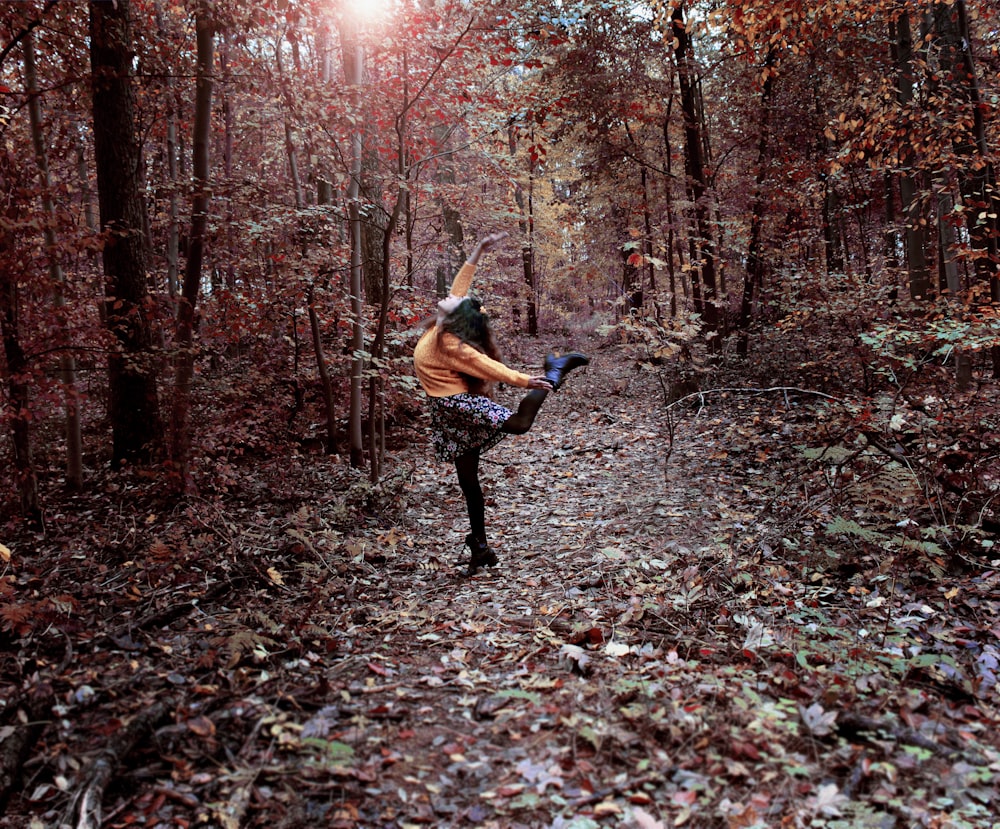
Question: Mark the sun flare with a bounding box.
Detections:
[344,0,391,24]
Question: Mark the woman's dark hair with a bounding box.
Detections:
[438,298,502,395]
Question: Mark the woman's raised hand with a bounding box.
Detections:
[479,231,508,251]
[468,231,509,264]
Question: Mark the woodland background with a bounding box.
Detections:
[2,0,1000,827]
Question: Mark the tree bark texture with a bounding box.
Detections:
[930,0,999,287]
[671,4,720,341]
[24,31,84,490]
[342,19,366,469]
[737,48,776,358]
[892,13,931,300]
[90,0,163,467]
[0,153,43,526]
[169,0,214,492]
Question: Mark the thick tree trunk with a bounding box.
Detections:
[929,0,1000,375]
[90,0,163,467]
[169,0,214,492]
[25,32,84,490]
[671,4,720,345]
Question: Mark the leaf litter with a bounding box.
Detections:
[2,337,1000,828]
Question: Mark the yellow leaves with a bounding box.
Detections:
[0,543,9,563]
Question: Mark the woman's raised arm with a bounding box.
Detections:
[466,231,509,266]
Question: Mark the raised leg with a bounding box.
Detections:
[501,389,549,435]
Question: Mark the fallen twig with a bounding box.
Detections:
[837,712,987,765]
[664,385,841,411]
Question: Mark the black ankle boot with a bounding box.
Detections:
[544,352,590,391]
[465,533,498,575]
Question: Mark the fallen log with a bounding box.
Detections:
[69,699,174,829]
[0,683,55,811]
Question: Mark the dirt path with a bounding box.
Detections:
[6,339,999,829]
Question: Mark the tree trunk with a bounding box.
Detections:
[507,123,538,335]
[929,0,1000,375]
[25,32,84,490]
[671,4,720,344]
[169,1,214,492]
[737,48,776,358]
[342,19,366,469]
[312,186,339,456]
[155,1,180,299]
[893,14,931,300]
[90,0,163,468]
[662,100,683,316]
[220,34,236,290]
[276,37,306,212]
[368,194,404,482]
[0,189,42,527]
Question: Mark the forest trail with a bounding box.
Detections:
[5,336,1000,829]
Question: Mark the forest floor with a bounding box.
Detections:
[3,334,1000,829]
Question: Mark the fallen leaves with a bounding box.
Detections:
[4,345,1000,828]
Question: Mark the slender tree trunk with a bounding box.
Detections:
[368,193,404,482]
[24,32,84,490]
[169,1,214,492]
[523,165,538,334]
[366,85,410,481]
[0,159,42,526]
[431,120,465,298]
[507,123,539,335]
[0,288,41,526]
[76,122,98,235]
[308,179,339,456]
[276,39,306,211]
[90,0,163,467]
[307,282,338,455]
[671,4,720,344]
[342,20,366,469]
[641,166,654,299]
[737,48,776,358]
[816,57,845,278]
[155,1,180,299]
[893,14,931,300]
[220,34,236,290]
[937,174,973,388]
[662,103,683,316]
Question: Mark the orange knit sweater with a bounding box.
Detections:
[413,262,531,398]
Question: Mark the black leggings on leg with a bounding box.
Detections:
[455,449,485,539]
[501,389,549,435]
[455,389,549,539]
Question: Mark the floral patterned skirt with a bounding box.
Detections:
[429,393,512,462]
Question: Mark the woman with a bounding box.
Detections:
[413,231,589,574]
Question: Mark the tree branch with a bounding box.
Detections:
[0,0,60,73]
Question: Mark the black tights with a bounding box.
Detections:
[454,389,549,539]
